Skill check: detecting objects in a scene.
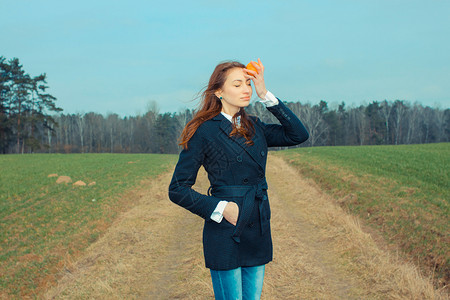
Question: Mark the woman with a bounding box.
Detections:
[168,59,309,299]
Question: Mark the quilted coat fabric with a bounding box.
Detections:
[168,100,309,270]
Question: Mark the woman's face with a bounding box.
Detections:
[216,67,252,115]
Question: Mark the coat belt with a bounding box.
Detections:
[208,181,269,243]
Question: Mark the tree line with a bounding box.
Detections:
[1,56,448,154]
[37,99,449,154]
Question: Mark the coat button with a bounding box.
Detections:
[248,222,254,228]
[260,151,265,156]
[236,156,242,162]
[243,178,249,184]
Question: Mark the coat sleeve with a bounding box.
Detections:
[260,99,309,147]
[168,129,222,220]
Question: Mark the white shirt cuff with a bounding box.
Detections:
[210,200,228,223]
[259,90,279,107]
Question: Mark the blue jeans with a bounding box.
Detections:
[210,265,265,300]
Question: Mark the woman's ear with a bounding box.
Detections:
[215,89,222,99]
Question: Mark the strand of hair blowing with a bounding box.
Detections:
[179,61,255,150]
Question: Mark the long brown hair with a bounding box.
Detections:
[179,61,255,149]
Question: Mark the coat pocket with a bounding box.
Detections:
[223,195,244,227]
[207,195,243,227]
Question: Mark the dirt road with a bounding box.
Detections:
[45,155,445,299]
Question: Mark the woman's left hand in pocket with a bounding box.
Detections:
[223,202,239,226]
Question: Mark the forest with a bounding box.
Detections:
[1,56,449,154]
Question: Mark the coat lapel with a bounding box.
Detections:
[216,115,266,169]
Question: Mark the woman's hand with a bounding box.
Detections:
[244,58,268,100]
[223,202,239,226]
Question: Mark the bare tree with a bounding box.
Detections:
[106,113,120,153]
[75,113,85,153]
[381,100,393,144]
[347,106,368,145]
[405,103,421,144]
[298,103,328,147]
[435,108,447,142]
[392,100,407,145]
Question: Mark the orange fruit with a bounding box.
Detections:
[246,62,259,76]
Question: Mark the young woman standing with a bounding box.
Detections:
[168,59,309,299]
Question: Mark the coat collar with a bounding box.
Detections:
[215,114,265,169]
[211,113,225,121]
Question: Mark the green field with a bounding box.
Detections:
[275,143,449,287]
[0,153,177,298]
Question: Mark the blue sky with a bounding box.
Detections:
[1,0,449,116]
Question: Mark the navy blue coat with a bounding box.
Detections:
[168,100,309,270]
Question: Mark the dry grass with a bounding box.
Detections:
[44,154,447,299]
[44,170,214,299]
[263,155,447,299]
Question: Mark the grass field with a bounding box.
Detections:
[0,153,177,298]
[274,143,449,288]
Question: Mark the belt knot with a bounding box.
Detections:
[255,181,267,200]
